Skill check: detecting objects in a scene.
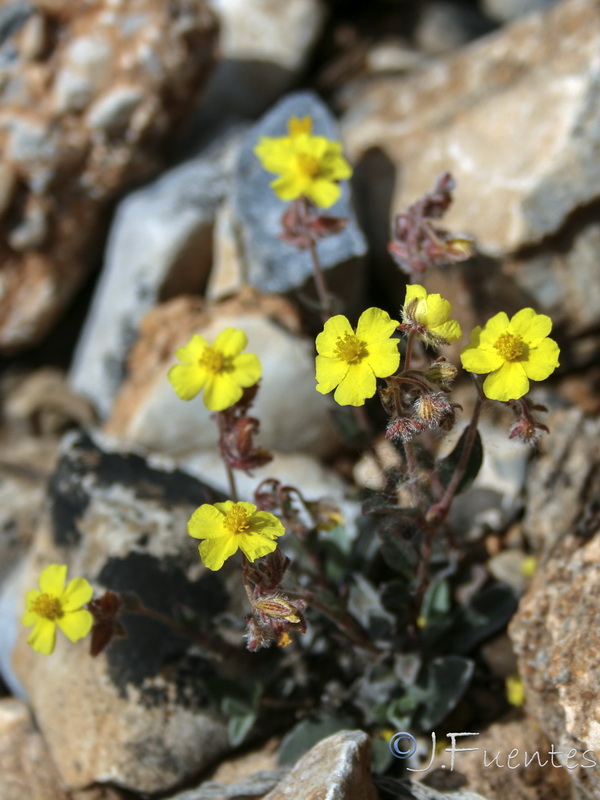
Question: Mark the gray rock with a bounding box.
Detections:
[415,2,494,56]
[262,730,379,800]
[166,770,286,799]
[508,221,600,337]
[233,92,367,315]
[482,0,562,23]
[69,132,241,418]
[186,0,327,139]
[8,430,236,793]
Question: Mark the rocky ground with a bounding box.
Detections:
[1,0,600,798]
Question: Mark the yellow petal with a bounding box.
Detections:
[168,363,207,401]
[203,374,243,411]
[307,179,340,209]
[230,353,262,387]
[420,294,452,328]
[175,334,208,363]
[213,328,247,357]
[39,564,67,596]
[483,362,529,401]
[27,619,56,655]
[522,338,560,381]
[404,284,427,307]
[460,344,503,374]
[22,590,42,626]
[366,339,401,378]
[188,504,227,540]
[333,361,376,406]
[356,307,399,341]
[271,173,303,202]
[237,534,278,562]
[254,137,295,173]
[249,510,285,538]
[316,315,354,356]
[315,355,349,394]
[510,308,552,345]
[432,318,462,342]
[60,577,93,613]
[57,609,93,643]
[199,535,239,571]
[478,312,510,348]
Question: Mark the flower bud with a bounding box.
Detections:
[425,358,458,390]
[414,392,457,430]
[386,416,426,443]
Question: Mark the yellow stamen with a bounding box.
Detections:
[334,333,368,364]
[296,153,321,179]
[495,331,526,361]
[223,505,251,535]
[199,346,231,374]
[31,593,63,620]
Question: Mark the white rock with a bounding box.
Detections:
[69,134,239,417]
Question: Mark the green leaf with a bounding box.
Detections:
[435,426,483,496]
[418,578,453,649]
[371,734,394,774]
[378,523,421,578]
[418,656,474,730]
[447,583,518,653]
[278,714,356,765]
[223,699,258,747]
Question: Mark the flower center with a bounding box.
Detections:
[334,333,368,364]
[223,505,252,535]
[494,331,526,361]
[199,346,231,375]
[31,593,63,620]
[296,152,322,179]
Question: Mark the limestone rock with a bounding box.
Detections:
[520,408,600,555]
[342,0,600,255]
[262,730,378,800]
[105,292,346,459]
[230,91,367,319]
[0,697,69,800]
[69,130,244,419]
[482,0,563,23]
[414,2,494,56]
[0,0,217,352]
[506,221,600,337]
[508,409,600,798]
[189,0,327,130]
[510,531,600,799]
[9,429,234,793]
[415,715,572,800]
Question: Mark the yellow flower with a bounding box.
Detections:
[22,564,93,655]
[460,308,560,402]
[401,284,462,347]
[506,674,526,707]
[188,501,285,571]
[315,307,400,406]
[254,116,352,209]
[168,329,262,412]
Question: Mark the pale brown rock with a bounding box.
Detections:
[0,697,69,800]
[420,715,572,800]
[262,730,378,800]
[342,0,600,255]
[0,0,217,352]
[509,408,600,799]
